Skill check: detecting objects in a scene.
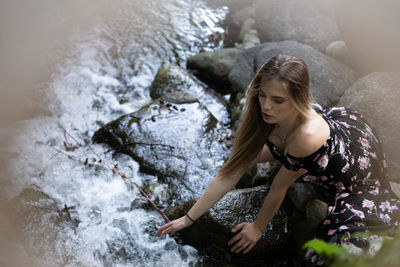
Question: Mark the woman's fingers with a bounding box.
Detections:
[227,232,241,246]
[235,240,252,254]
[231,223,244,233]
[243,242,256,254]
[231,238,248,253]
[155,222,173,237]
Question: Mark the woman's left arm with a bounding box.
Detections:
[228,165,306,254]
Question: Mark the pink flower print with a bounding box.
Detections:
[312,154,320,162]
[358,156,370,170]
[370,152,377,159]
[321,175,328,181]
[363,172,371,183]
[360,138,370,150]
[369,187,379,196]
[287,157,296,165]
[303,175,317,182]
[323,219,331,225]
[340,208,346,214]
[339,141,345,154]
[382,160,387,168]
[336,182,346,191]
[362,199,375,211]
[351,208,365,219]
[298,168,308,173]
[328,229,337,235]
[328,206,334,214]
[340,121,350,128]
[341,163,349,173]
[348,185,353,192]
[357,191,363,195]
[379,201,391,212]
[349,114,357,120]
[351,175,357,182]
[318,155,329,168]
[339,225,349,230]
[341,201,345,205]
[338,192,349,198]
[379,213,391,223]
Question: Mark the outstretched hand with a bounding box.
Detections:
[228,222,262,254]
[155,216,192,237]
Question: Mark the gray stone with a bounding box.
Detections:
[149,66,230,123]
[325,41,355,69]
[92,92,232,202]
[287,183,318,211]
[338,72,400,185]
[187,48,242,94]
[239,18,255,43]
[231,6,255,25]
[229,41,358,108]
[305,199,328,230]
[254,0,340,52]
[165,185,292,262]
[334,0,400,73]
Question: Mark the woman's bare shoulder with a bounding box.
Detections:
[287,115,330,158]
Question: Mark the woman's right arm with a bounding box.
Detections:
[155,144,274,236]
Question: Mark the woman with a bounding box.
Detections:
[155,54,400,259]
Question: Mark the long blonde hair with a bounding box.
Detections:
[220,54,314,176]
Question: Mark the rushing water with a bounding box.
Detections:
[4,1,229,266]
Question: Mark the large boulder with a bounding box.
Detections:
[187,48,242,94]
[229,41,358,108]
[334,0,400,74]
[149,66,229,123]
[92,92,232,202]
[165,185,292,265]
[254,0,340,52]
[338,72,400,190]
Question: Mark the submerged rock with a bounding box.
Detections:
[229,41,358,108]
[187,48,242,94]
[149,65,230,124]
[165,185,292,265]
[92,91,232,202]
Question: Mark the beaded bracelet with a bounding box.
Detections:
[185,213,195,223]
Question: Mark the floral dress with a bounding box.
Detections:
[266,106,400,244]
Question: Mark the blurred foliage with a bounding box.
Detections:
[303,230,400,267]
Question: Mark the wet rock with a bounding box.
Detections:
[92,92,232,202]
[338,72,400,188]
[229,41,358,107]
[305,199,328,230]
[325,41,354,69]
[287,183,318,212]
[149,66,229,123]
[334,0,400,73]
[187,48,242,94]
[231,6,254,26]
[165,185,292,264]
[254,0,340,53]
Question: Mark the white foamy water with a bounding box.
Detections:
[4,0,228,265]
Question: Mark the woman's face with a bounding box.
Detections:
[258,79,297,124]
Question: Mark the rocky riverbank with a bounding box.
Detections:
[93,0,400,266]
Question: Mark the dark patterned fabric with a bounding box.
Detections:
[266,107,400,243]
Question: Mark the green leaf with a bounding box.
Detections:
[303,239,349,260]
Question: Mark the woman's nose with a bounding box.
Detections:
[262,98,272,110]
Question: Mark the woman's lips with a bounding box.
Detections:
[262,112,272,120]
